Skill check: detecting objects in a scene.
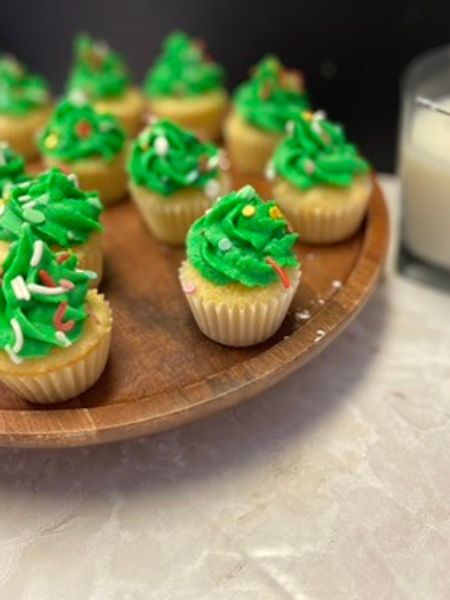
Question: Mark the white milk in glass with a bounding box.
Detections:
[401,98,450,270]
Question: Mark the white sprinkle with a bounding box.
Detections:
[11,275,30,301]
[76,269,97,280]
[218,153,230,171]
[154,136,169,156]
[17,181,31,189]
[10,318,24,353]
[0,204,5,217]
[218,238,232,252]
[204,179,221,200]
[312,120,323,136]
[30,239,44,267]
[332,280,342,289]
[55,331,72,347]
[265,162,276,181]
[318,298,325,305]
[207,154,219,170]
[68,89,88,106]
[68,173,79,186]
[186,170,198,184]
[5,345,22,364]
[314,329,326,343]
[18,194,32,203]
[23,201,36,210]
[314,110,327,120]
[237,185,255,200]
[286,120,295,134]
[27,283,66,296]
[60,279,75,290]
[295,309,311,321]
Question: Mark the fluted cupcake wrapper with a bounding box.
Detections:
[0,330,111,405]
[181,270,300,347]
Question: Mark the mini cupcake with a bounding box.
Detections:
[0,55,51,159]
[0,143,29,195]
[39,98,127,206]
[128,119,229,245]
[224,56,309,174]
[144,32,228,141]
[270,111,371,244]
[66,34,145,135]
[0,168,103,284]
[179,185,300,347]
[0,226,112,404]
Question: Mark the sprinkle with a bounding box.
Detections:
[76,120,92,138]
[182,281,196,295]
[242,205,256,217]
[295,309,311,321]
[0,202,5,216]
[18,194,32,203]
[218,153,230,171]
[154,136,169,156]
[28,283,66,296]
[186,170,198,184]
[318,298,325,305]
[60,279,75,290]
[23,207,45,224]
[266,257,290,289]
[10,318,24,354]
[11,275,30,301]
[314,329,326,343]
[53,302,75,332]
[269,206,284,220]
[17,181,31,189]
[57,252,71,264]
[5,345,22,365]
[76,269,98,280]
[68,89,88,106]
[218,238,232,252]
[286,120,295,134]
[304,160,315,175]
[39,269,56,287]
[265,163,276,181]
[45,133,59,149]
[332,280,342,289]
[314,110,327,121]
[303,111,314,122]
[204,179,221,199]
[55,331,72,347]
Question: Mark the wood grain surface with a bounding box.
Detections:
[0,174,389,447]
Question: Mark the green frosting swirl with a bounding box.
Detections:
[0,55,50,116]
[0,168,103,246]
[272,111,370,189]
[187,185,299,287]
[144,32,225,98]
[67,35,130,99]
[234,56,309,134]
[38,99,125,162]
[0,226,93,361]
[0,144,28,194]
[128,119,220,196]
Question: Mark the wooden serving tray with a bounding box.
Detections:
[0,174,389,447]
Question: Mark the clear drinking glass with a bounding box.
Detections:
[398,45,450,288]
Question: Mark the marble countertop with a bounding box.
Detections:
[1,177,449,600]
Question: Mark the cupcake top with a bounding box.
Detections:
[66,34,130,100]
[144,32,225,98]
[128,119,222,197]
[0,55,50,116]
[39,99,126,163]
[0,225,95,363]
[272,111,370,189]
[0,144,28,194]
[234,56,309,134]
[0,168,103,247]
[187,185,299,288]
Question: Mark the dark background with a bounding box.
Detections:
[0,0,448,171]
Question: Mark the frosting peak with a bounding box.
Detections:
[234,56,309,134]
[0,55,50,116]
[0,144,28,194]
[0,168,103,246]
[38,99,125,162]
[272,111,370,189]
[0,226,93,362]
[67,34,130,99]
[187,186,299,287]
[144,32,225,98]
[128,119,221,196]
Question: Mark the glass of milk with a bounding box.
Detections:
[399,45,450,279]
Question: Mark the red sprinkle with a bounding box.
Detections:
[57,252,71,264]
[39,269,57,287]
[58,163,71,174]
[76,120,92,138]
[60,279,75,290]
[54,302,75,332]
[266,257,290,289]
